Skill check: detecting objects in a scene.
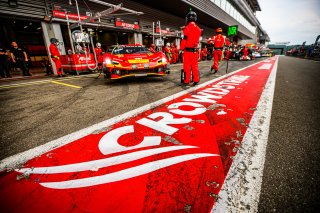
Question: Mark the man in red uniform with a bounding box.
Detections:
[175,43,180,63]
[171,43,177,64]
[164,43,172,63]
[180,10,202,87]
[49,38,63,77]
[202,46,208,60]
[94,42,103,70]
[208,28,230,74]
[242,46,249,60]
[149,44,156,53]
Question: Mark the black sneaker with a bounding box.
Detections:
[192,82,199,86]
[210,66,214,72]
[181,83,191,89]
[214,69,218,74]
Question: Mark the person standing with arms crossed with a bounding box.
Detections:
[180,10,202,88]
[49,38,63,77]
[10,42,32,76]
[208,28,230,74]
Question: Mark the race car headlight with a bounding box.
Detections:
[105,58,112,65]
[161,57,167,63]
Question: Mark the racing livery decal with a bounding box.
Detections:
[0,57,278,212]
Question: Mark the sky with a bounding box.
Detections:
[255,0,320,45]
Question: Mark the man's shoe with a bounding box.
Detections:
[214,69,218,74]
[210,66,214,72]
[192,82,199,86]
[181,83,191,89]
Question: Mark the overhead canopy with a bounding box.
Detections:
[248,0,261,12]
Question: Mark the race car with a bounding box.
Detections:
[102,44,169,80]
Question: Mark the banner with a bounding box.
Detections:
[115,18,139,30]
[53,10,89,21]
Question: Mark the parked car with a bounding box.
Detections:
[103,44,169,80]
[252,51,261,58]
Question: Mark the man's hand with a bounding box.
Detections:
[12,59,16,63]
[207,38,213,45]
[54,56,60,60]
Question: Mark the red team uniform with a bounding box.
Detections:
[208,28,230,73]
[49,39,62,77]
[164,44,172,63]
[149,44,156,53]
[171,44,177,64]
[180,11,202,86]
[201,46,208,60]
[173,44,179,63]
[242,46,249,60]
[94,43,103,70]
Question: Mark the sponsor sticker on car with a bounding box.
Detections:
[128,59,149,64]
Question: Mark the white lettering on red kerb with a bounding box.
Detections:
[16,75,250,189]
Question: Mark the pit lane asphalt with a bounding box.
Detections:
[0,58,264,160]
[258,56,320,212]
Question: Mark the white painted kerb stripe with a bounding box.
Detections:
[16,145,198,174]
[0,58,273,171]
[211,57,279,212]
[40,153,218,189]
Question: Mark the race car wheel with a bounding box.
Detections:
[105,72,111,79]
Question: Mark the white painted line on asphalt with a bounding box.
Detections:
[169,60,208,68]
[0,59,272,171]
[0,73,99,89]
[212,57,279,212]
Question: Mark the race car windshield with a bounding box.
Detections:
[110,46,151,54]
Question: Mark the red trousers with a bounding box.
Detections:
[171,53,177,63]
[213,49,223,71]
[183,51,199,84]
[243,50,248,59]
[52,58,62,75]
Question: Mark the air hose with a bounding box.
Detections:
[85,34,98,71]
[71,30,98,72]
